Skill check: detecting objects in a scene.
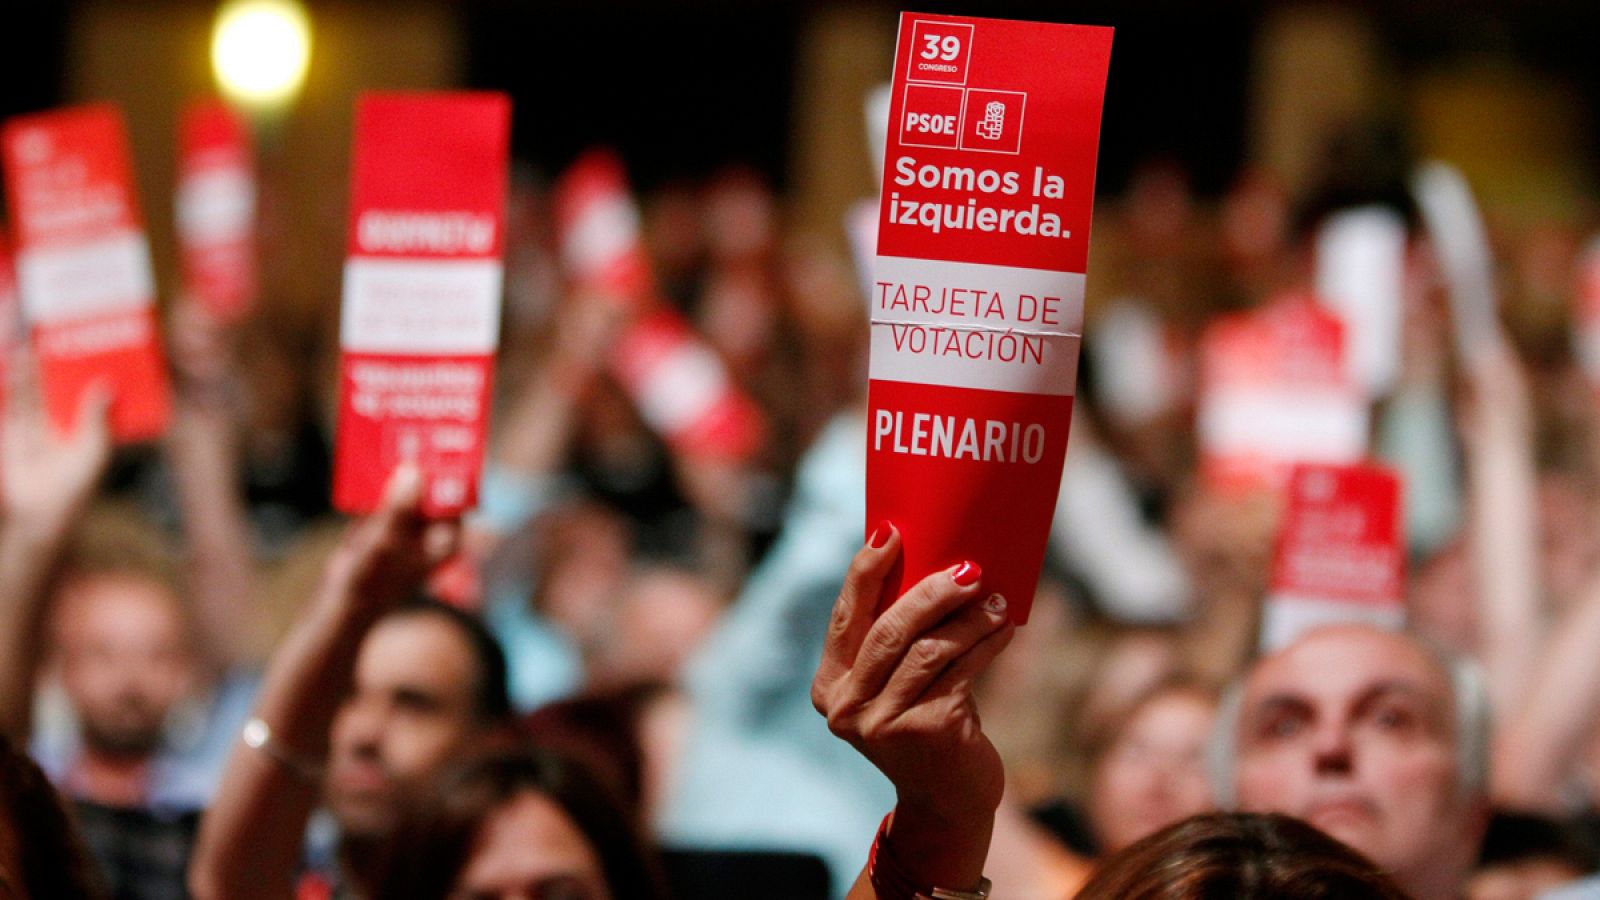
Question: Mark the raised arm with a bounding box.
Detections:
[188,467,457,900]
[0,359,111,742]
[1493,562,1600,810]
[164,298,265,674]
[1458,333,1543,719]
[810,525,1015,900]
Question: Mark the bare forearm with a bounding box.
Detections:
[1467,432,1541,715]
[0,521,70,741]
[1493,573,1600,809]
[190,594,373,898]
[168,401,260,671]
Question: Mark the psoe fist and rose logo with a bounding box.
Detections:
[899,20,1025,155]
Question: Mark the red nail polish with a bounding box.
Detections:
[951,561,981,587]
[869,521,893,549]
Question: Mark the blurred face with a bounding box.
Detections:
[1233,626,1484,899]
[598,569,720,686]
[53,574,194,758]
[1088,689,1216,854]
[326,615,484,839]
[451,790,611,900]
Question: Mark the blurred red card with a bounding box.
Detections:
[866,14,1113,624]
[553,151,767,463]
[609,308,765,461]
[1261,462,1405,650]
[177,99,256,320]
[1196,296,1369,494]
[2,104,170,441]
[553,149,652,305]
[333,92,511,516]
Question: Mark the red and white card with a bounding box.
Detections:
[867,14,1113,623]
[553,151,767,462]
[1261,462,1405,651]
[1196,296,1369,494]
[177,99,256,320]
[608,309,765,461]
[333,92,511,516]
[2,104,170,440]
[553,149,652,306]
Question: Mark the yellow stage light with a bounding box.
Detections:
[211,0,312,110]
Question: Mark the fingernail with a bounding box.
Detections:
[387,464,424,504]
[984,593,1007,617]
[868,520,893,549]
[950,561,981,587]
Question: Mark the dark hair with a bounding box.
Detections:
[382,596,512,723]
[376,747,668,900]
[0,736,104,899]
[1075,812,1410,899]
[520,682,671,820]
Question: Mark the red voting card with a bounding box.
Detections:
[333,92,511,516]
[866,14,1114,624]
[609,309,765,461]
[552,151,766,463]
[1261,462,1405,651]
[2,104,170,441]
[1196,296,1369,495]
[554,149,653,306]
[177,99,256,321]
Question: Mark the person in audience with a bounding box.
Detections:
[188,467,512,900]
[1085,680,1218,856]
[1213,623,1492,900]
[0,326,264,900]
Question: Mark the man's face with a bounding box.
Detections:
[1232,626,1484,899]
[53,575,194,758]
[326,614,483,839]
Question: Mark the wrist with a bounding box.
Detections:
[1,505,79,550]
[871,810,994,900]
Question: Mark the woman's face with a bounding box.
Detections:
[451,790,612,900]
[1088,689,1218,855]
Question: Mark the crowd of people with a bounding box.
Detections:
[3,82,1600,899]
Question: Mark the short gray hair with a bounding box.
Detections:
[1208,634,1491,808]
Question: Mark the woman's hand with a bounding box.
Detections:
[813,523,1015,893]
